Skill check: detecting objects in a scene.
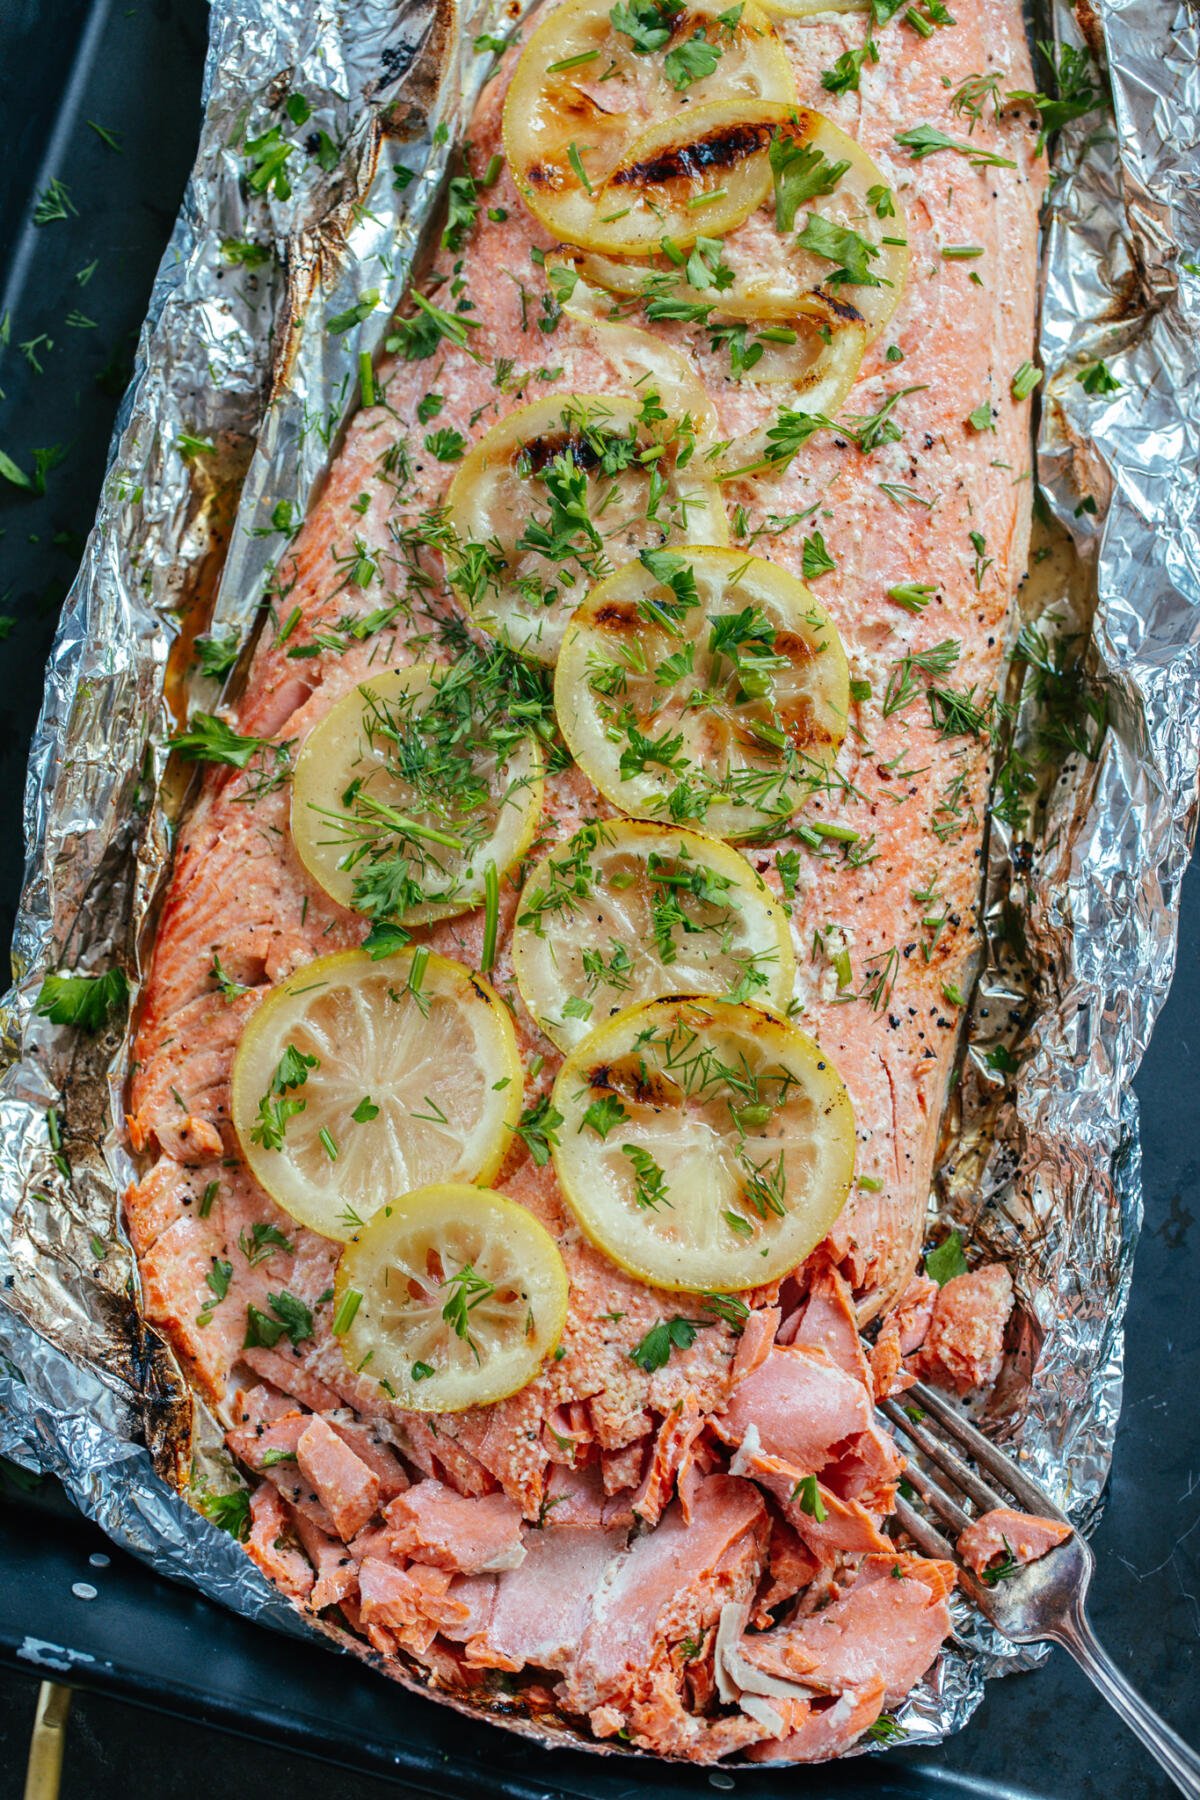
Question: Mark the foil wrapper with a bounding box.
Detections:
[2,0,1198,1762]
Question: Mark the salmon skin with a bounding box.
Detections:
[127,0,1044,1762]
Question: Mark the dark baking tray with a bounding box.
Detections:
[1,2,1196,1796]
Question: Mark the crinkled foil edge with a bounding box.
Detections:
[2,0,1198,1765]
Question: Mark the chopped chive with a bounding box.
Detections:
[888,582,936,613]
[408,944,429,1003]
[942,245,983,260]
[567,142,593,195]
[319,1127,338,1162]
[686,188,728,210]
[1011,359,1042,400]
[332,1288,362,1334]
[358,350,375,408]
[857,1173,883,1191]
[481,860,500,972]
[482,153,503,186]
[276,605,302,644]
[198,1181,219,1218]
[547,48,600,70]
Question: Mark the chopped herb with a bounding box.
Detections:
[197,1489,250,1539]
[663,30,722,89]
[424,427,467,462]
[925,1229,968,1286]
[238,1221,294,1266]
[244,1290,313,1349]
[442,173,481,252]
[580,1093,629,1139]
[888,582,936,613]
[791,1473,828,1519]
[1011,360,1042,400]
[332,1288,362,1334]
[821,39,879,96]
[210,951,248,1002]
[609,0,683,54]
[194,631,241,680]
[623,1144,670,1209]
[795,215,881,287]
[441,1263,496,1358]
[33,178,77,226]
[894,122,1016,169]
[1008,40,1106,153]
[169,713,273,769]
[801,531,837,579]
[515,1095,564,1166]
[630,1315,700,1373]
[35,967,128,1034]
[980,1537,1021,1585]
[701,1291,749,1329]
[1077,358,1121,396]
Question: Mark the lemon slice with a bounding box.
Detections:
[555,280,720,441]
[444,393,729,664]
[508,95,784,257]
[504,0,794,254]
[555,260,865,413]
[577,107,907,341]
[231,951,522,1242]
[551,995,854,1291]
[513,820,795,1050]
[291,665,543,926]
[334,1184,570,1412]
[555,546,849,840]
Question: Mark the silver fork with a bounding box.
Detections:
[879,1375,1200,1797]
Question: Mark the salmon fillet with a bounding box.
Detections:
[127,0,1043,1761]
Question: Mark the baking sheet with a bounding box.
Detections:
[2,0,1199,1766]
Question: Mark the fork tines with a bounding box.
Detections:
[879,1373,1070,1564]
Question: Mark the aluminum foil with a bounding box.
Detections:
[2,0,1198,1764]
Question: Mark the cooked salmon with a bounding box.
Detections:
[126,0,1044,1760]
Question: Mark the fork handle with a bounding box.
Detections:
[1053,1604,1200,1798]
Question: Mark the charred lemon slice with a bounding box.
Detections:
[334,1183,569,1412]
[577,107,907,340]
[555,282,720,439]
[504,0,793,253]
[231,950,522,1241]
[444,393,728,664]
[555,260,865,412]
[551,994,854,1291]
[513,820,794,1049]
[291,665,543,927]
[508,93,784,255]
[555,546,849,839]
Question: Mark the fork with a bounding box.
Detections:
[879,1375,1200,1797]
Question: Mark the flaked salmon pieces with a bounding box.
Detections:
[127,0,1044,1762]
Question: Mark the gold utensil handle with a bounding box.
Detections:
[24,1681,72,1800]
